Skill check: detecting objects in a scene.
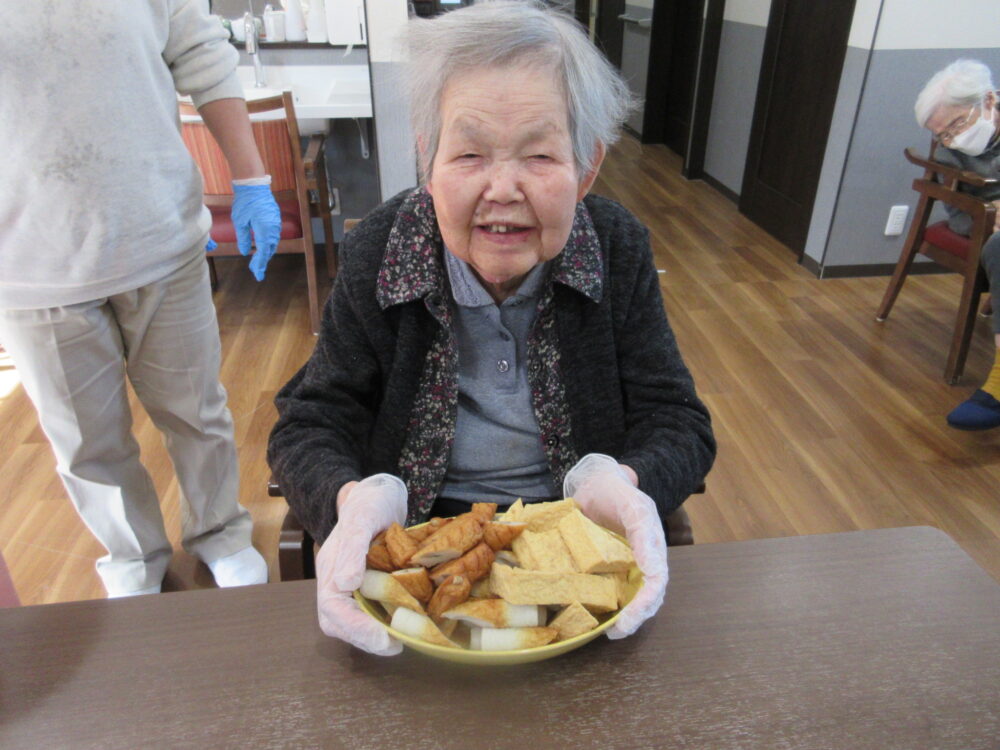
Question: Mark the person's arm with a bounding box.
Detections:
[611,220,716,514]
[267,235,383,542]
[196,98,266,180]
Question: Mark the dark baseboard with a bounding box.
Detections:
[800,259,950,279]
[699,172,739,204]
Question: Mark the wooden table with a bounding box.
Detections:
[2,527,998,749]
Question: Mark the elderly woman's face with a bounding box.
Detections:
[426,66,602,302]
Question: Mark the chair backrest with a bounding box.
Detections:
[179,92,306,206]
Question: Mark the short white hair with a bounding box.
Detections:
[404,0,634,181]
[915,59,994,128]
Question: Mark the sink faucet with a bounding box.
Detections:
[244,12,266,88]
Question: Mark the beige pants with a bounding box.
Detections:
[0,252,252,595]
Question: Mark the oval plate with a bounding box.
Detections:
[354,526,642,665]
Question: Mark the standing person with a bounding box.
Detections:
[916,59,1000,430]
[268,0,715,654]
[0,0,282,597]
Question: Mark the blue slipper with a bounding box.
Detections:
[946,389,1000,431]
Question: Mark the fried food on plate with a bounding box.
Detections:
[409,515,484,567]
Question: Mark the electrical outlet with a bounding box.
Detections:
[884,205,909,236]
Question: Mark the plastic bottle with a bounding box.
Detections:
[306,0,328,44]
[283,0,307,42]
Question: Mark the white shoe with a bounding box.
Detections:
[207,546,268,588]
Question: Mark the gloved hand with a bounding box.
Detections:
[315,473,408,656]
[205,237,218,253]
[563,453,668,640]
[230,182,282,281]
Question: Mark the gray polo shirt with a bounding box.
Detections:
[438,249,559,504]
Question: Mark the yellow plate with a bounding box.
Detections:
[354,525,642,665]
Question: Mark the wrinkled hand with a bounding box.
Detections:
[315,474,408,655]
[231,183,282,281]
[563,453,668,639]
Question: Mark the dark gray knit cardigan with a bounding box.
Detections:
[267,189,715,543]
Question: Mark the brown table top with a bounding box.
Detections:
[2,526,998,749]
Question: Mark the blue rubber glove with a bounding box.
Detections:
[205,237,218,253]
[231,183,282,281]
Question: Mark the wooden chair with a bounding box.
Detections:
[875,144,996,383]
[179,92,336,334]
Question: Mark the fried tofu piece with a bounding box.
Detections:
[557,510,635,573]
[359,570,425,613]
[427,574,472,621]
[490,563,618,613]
[441,598,546,628]
[469,626,559,651]
[494,550,519,567]
[467,502,499,524]
[406,516,452,545]
[500,499,524,521]
[385,522,419,570]
[391,567,434,603]
[549,601,600,640]
[365,540,394,572]
[511,528,578,573]
[483,521,527,551]
[470,577,495,598]
[390,607,458,648]
[515,498,580,532]
[410,515,484,567]
[429,542,495,586]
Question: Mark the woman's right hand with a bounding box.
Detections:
[315,474,408,655]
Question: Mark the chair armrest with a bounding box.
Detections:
[913,178,998,224]
[905,147,998,188]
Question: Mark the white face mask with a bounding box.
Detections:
[950,100,997,156]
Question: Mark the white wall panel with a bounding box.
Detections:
[874,0,1000,50]
[722,0,771,27]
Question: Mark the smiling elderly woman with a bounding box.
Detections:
[267,0,715,655]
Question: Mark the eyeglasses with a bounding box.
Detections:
[935,105,977,145]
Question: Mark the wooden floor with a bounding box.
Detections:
[3,137,998,605]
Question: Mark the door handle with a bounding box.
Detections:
[618,14,652,28]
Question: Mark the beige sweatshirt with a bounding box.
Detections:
[0,0,244,308]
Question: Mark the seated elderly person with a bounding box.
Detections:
[916,59,1000,429]
[267,1,715,655]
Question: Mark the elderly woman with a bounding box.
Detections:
[267,1,715,654]
[916,59,1000,430]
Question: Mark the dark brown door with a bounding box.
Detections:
[594,0,625,69]
[644,0,704,155]
[739,0,856,256]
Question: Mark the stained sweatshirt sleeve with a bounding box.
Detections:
[164,0,244,107]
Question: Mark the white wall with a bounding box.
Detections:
[722,0,770,27]
[873,0,1000,50]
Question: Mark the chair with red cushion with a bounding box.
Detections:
[876,143,995,383]
[180,92,335,334]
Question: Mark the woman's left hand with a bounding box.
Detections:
[563,453,668,639]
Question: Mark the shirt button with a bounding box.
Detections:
[546,435,559,447]
[500,332,511,341]
[497,359,510,373]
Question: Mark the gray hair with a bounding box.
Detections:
[404,0,634,181]
[915,59,994,127]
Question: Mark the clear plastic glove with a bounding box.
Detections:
[230,183,282,281]
[563,453,668,639]
[315,473,408,656]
